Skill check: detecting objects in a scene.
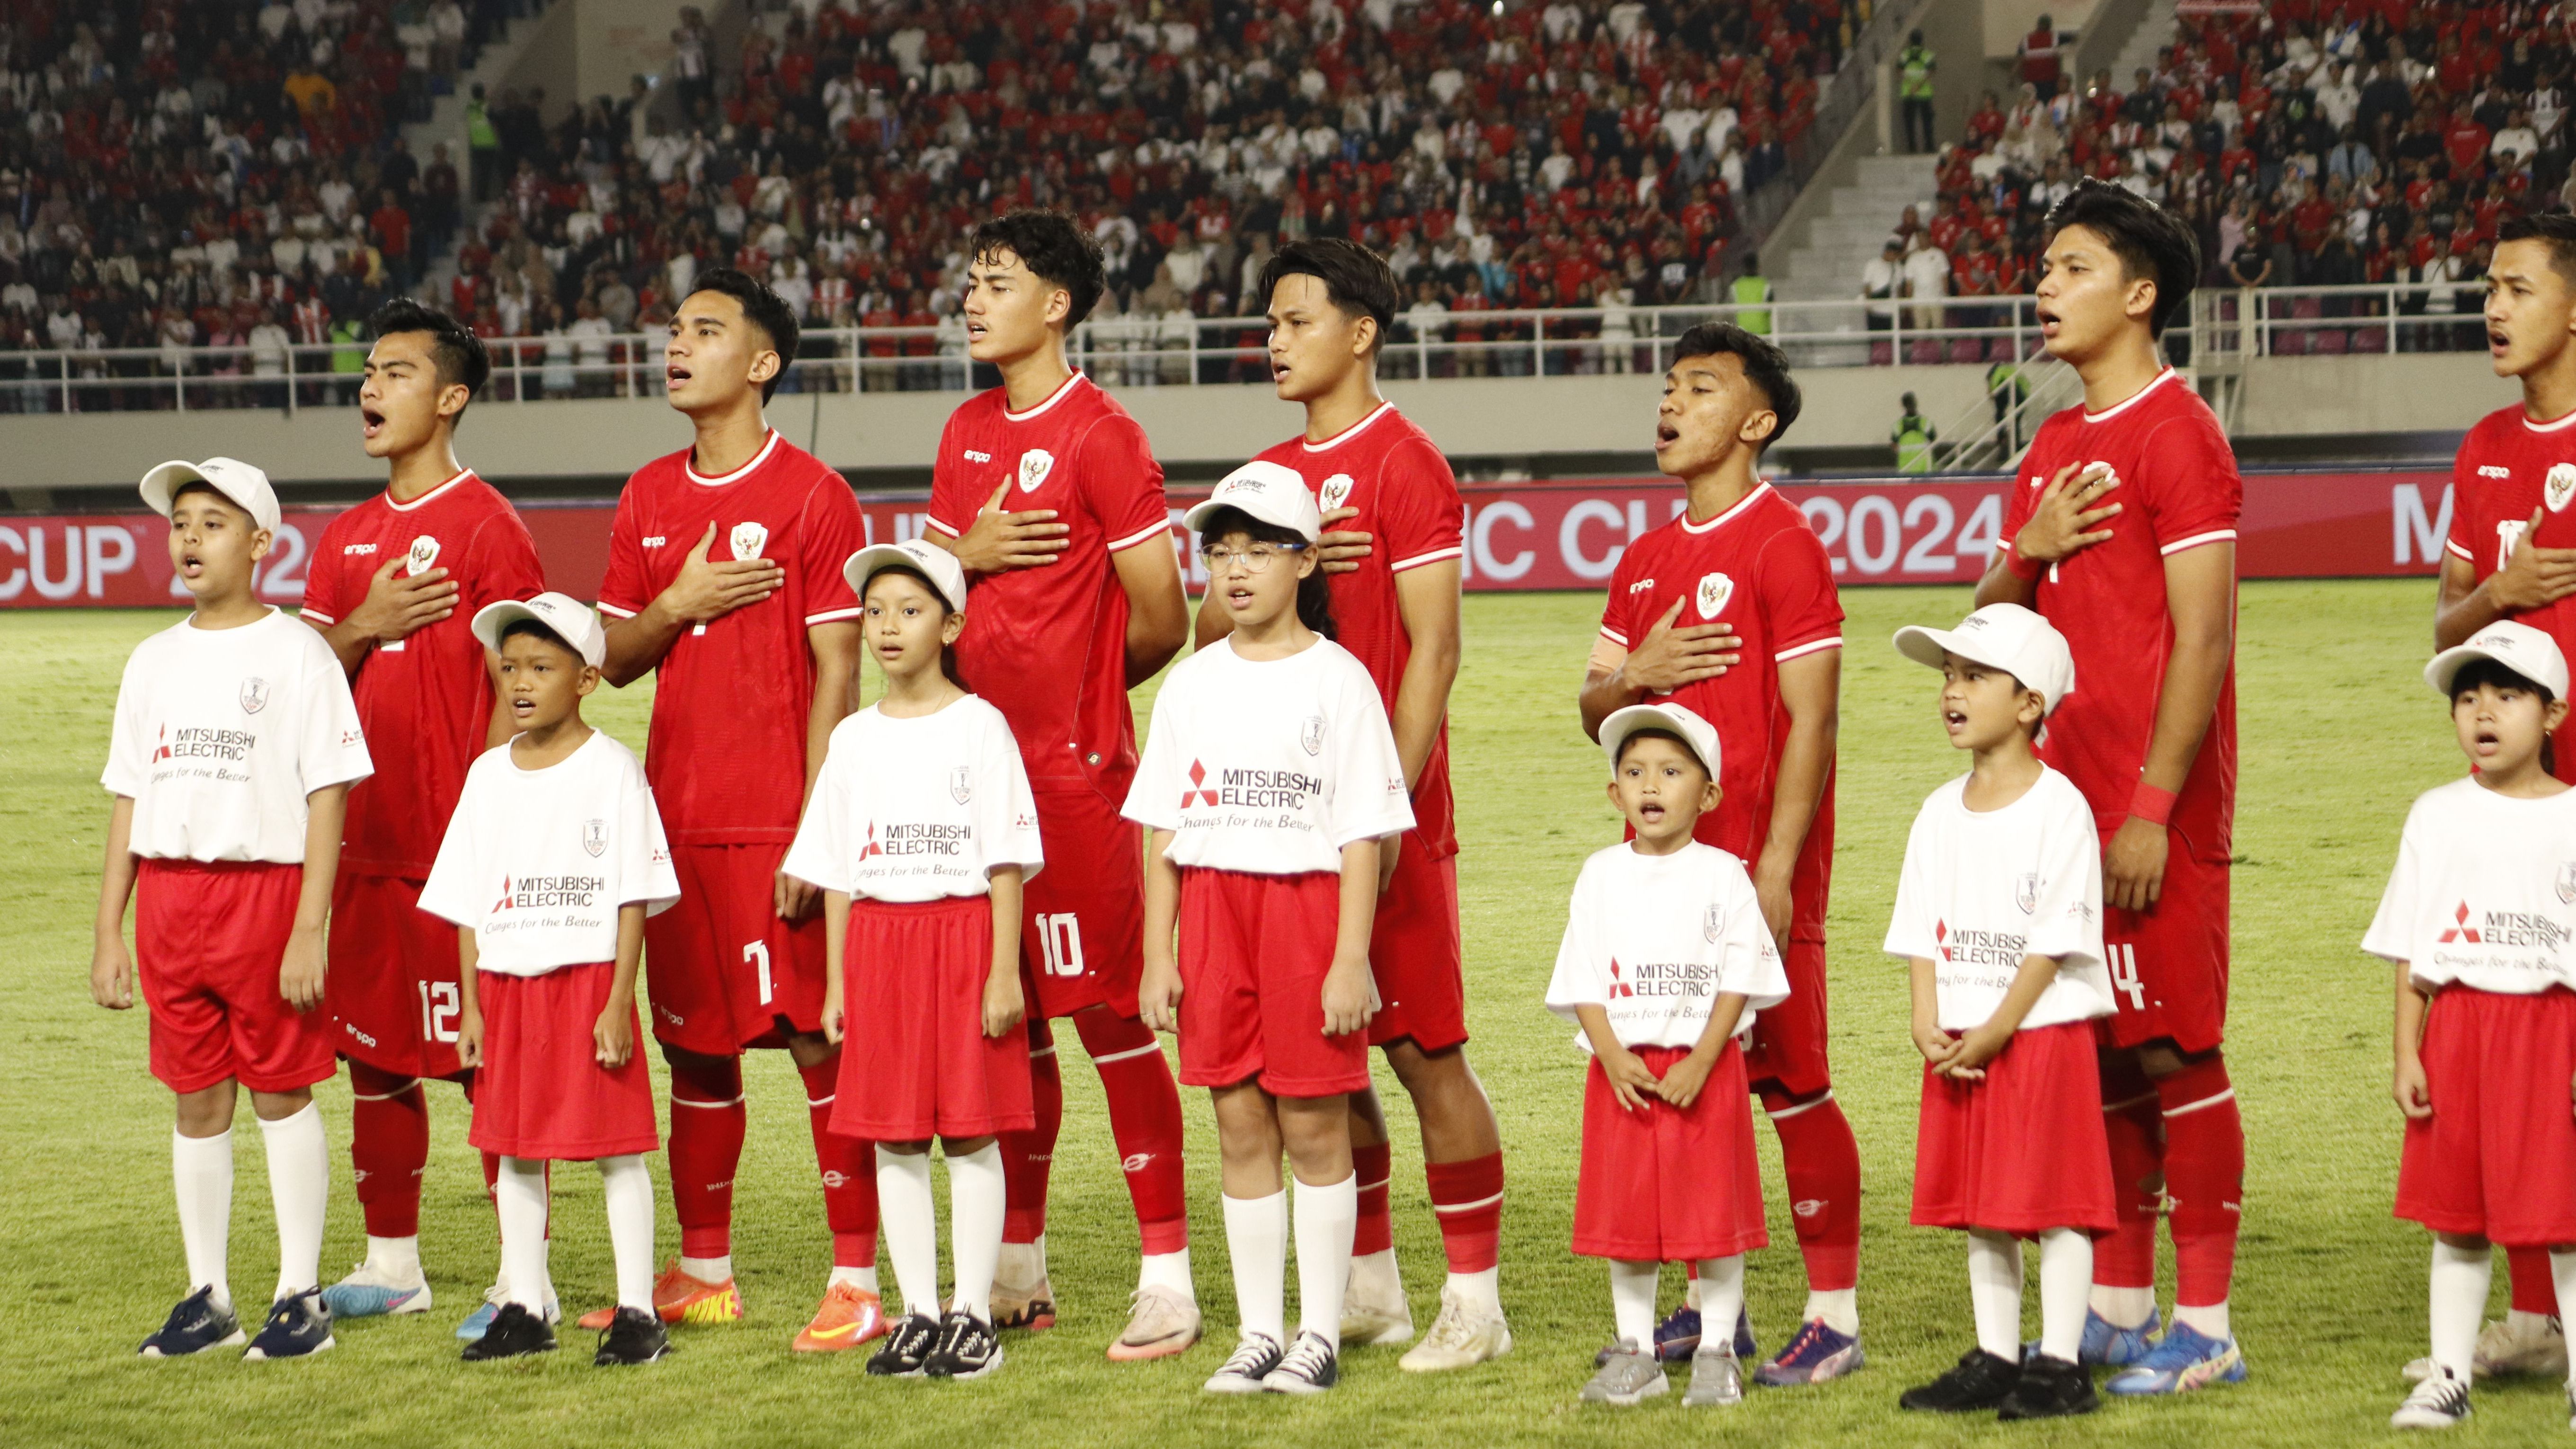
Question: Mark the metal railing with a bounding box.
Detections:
[0,285,2478,415]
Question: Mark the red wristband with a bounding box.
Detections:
[2129,782,2177,827]
[2005,548,2043,581]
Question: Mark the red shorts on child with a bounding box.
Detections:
[643,842,828,1055]
[1177,868,1370,1097]
[465,963,659,1161]
[324,872,465,1079]
[2397,985,2576,1246]
[1912,1020,2118,1236]
[836,895,1035,1140]
[1572,1042,1769,1261]
[137,859,336,1094]
[1366,844,1468,1052]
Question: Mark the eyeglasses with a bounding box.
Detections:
[1200,543,1306,572]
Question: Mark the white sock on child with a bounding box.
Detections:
[1967,1229,2025,1361]
[875,1147,938,1320]
[1698,1256,1748,1354]
[1222,1191,1288,1346]
[172,1129,234,1312]
[494,1156,550,1313]
[1293,1174,1358,1350]
[1609,1260,1659,1350]
[256,1104,328,1300]
[2430,1240,2493,1381]
[600,1154,654,1311]
[948,1142,1005,1323]
[2037,1227,2092,1362]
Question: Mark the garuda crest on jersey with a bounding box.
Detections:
[1018,448,1056,493]
[1318,473,1355,512]
[2548,462,2576,514]
[730,521,769,561]
[1695,571,1734,621]
[404,534,441,577]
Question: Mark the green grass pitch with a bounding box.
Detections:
[0,581,2546,1446]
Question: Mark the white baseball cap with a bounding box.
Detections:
[1892,602,2078,714]
[844,538,968,613]
[140,457,281,534]
[1183,459,1323,544]
[472,592,607,668]
[1599,701,1722,780]
[2427,620,2570,700]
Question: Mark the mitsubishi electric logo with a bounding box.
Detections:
[1181,760,1221,809]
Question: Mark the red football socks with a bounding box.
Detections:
[1001,1025,1064,1245]
[1351,1141,1395,1258]
[2097,1062,2164,1291]
[799,1056,877,1269]
[667,1054,746,1261]
[1426,1151,1505,1275]
[1764,1090,1860,1291]
[347,1061,429,1240]
[2157,1055,2245,1309]
[1073,1009,1190,1255]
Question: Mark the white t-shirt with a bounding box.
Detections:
[1123,635,1415,876]
[102,609,373,863]
[782,695,1045,903]
[418,731,680,978]
[1545,841,1791,1051]
[2363,776,2576,994]
[1884,768,2111,1032]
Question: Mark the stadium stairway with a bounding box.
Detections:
[1776,153,1938,365]
[410,4,584,307]
[2106,0,2184,99]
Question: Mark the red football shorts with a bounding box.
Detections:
[1912,1021,2118,1236]
[324,872,466,1080]
[644,842,826,1056]
[1019,784,1146,1021]
[1743,938,1832,1096]
[2100,847,2230,1052]
[465,963,658,1161]
[136,860,336,1094]
[1367,841,1467,1052]
[2397,986,2576,1246]
[1177,868,1370,1098]
[835,895,1035,1141]
[1572,1042,1768,1261]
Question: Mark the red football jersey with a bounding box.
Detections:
[598,430,866,845]
[2444,401,2576,779]
[1251,401,1466,860]
[2001,368,2241,860]
[300,469,545,876]
[926,373,1171,793]
[1598,483,1842,941]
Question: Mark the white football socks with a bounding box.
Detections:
[875,1147,939,1321]
[2430,1240,2493,1381]
[1967,1229,2026,1362]
[256,1103,328,1301]
[2091,1283,2156,1330]
[1222,1191,1288,1347]
[1697,1256,1747,1355]
[2172,1299,2231,1339]
[600,1154,655,1312]
[172,1128,234,1312]
[1803,1286,1859,1336]
[1293,1174,1358,1350]
[679,1254,732,1283]
[828,1264,881,1294]
[948,1142,1005,1323]
[1139,1247,1195,1298]
[1609,1260,1659,1349]
[1448,1265,1501,1315]
[2553,1249,2576,1390]
[364,1234,421,1281]
[2036,1227,2093,1363]
[494,1156,551,1313]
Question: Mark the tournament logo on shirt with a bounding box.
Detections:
[1318,473,1355,511]
[1695,571,1734,621]
[1300,714,1325,756]
[950,765,972,804]
[730,521,770,561]
[582,818,607,858]
[2016,872,2039,914]
[239,676,271,715]
[1703,902,1723,943]
[404,534,441,577]
[2549,462,2576,515]
[2559,862,2576,906]
[1017,448,1056,493]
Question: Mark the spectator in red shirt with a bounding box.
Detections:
[369,191,413,290]
[1967,90,2008,148]
[2020,16,2064,98]
[2444,99,2493,180]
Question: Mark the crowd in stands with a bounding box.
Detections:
[1865,0,2576,359]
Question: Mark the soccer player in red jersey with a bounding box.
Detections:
[2417,211,2576,1382]
[594,268,881,1351]
[921,211,1198,1360]
[300,300,546,1334]
[1973,179,2247,1395]
[1191,238,1510,1371]
[1579,324,1868,1387]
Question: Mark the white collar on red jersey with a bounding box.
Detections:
[1004,371,1089,422]
[2523,403,2576,434]
[2082,366,2178,424]
[384,466,474,511]
[686,428,782,486]
[1679,481,1775,534]
[1301,400,1397,453]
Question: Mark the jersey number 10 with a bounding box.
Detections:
[1036,913,1086,978]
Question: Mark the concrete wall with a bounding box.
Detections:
[496,0,679,125]
[1982,0,2099,59]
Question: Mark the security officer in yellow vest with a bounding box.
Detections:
[1892,391,1937,473]
[1731,253,1771,337]
[1899,31,1937,153]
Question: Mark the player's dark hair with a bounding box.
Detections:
[1196,505,1336,641]
[1613,726,1712,779]
[2043,178,2202,337]
[1260,237,1401,356]
[368,297,489,422]
[684,267,801,402]
[859,561,970,691]
[1669,322,1802,451]
[970,210,1105,329]
[499,616,581,660]
[2497,212,2576,288]
[2452,657,2560,775]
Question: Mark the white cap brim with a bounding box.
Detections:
[2427,631,2572,700]
[140,458,281,534]
[845,542,967,613]
[1599,702,1722,779]
[1185,459,1324,542]
[472,597,606,668]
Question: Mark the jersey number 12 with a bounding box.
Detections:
[416,980,461,1043]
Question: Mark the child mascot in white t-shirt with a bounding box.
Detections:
[1885,603,2116,1422]
[1126,462,1416,1396]
[1547,701,1790,1409]
[2371,622,2576,1432]
[423,593,680,1366]
[783,538,1046,1382]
